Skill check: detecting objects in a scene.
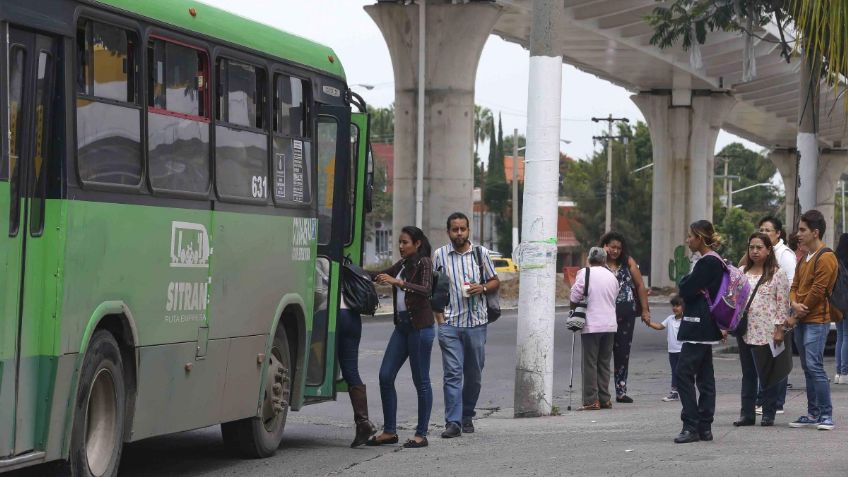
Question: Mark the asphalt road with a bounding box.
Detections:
[12,304,709,476]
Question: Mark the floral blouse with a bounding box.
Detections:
[743,268,790,346]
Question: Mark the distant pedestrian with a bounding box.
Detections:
[754,216,794,414]
[834,233,848,385]
[674,220,726,444]
[788,210,840,431]
[433,212,500,438]
[732,232,790,428]
[367,226,435,449]
[600,232,651,403]
[644,296,685,402]
[570,247,619,410]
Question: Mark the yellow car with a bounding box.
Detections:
[493,257,518,273]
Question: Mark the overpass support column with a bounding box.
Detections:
[769,149,799,230]
[632,91,735,288]
[366,2,503,251]
[816,150,848,245]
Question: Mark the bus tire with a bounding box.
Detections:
[67,330,126,477]
[221,328,291,458]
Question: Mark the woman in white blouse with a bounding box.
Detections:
[733,232,790,427]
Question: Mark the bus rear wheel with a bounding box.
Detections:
[221,329,291,458]
[67,330,126,477]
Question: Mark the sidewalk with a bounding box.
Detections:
[334,353,848,476]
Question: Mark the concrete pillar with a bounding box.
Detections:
[631,91,735,288]
[816,150,848,245]
[768,149,799,230]
[366,1,502,253]
[797,57,820,212]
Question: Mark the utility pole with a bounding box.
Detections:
[591,115,629,232]
[514,0,561,418]
[512,128,519,254]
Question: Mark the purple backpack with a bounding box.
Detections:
[702,251,751,331]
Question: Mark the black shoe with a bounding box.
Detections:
[462,419,475,434]
[402,436,429,448]
[616,395,634,403]
[441,422,462,438]
[698,429,713,441]
[761,417,775,427]
[365,434,398,446]
[674,429,700,444]
[732,417,755,427]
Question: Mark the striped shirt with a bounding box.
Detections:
[433,243,497,328]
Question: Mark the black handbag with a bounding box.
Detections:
[474,246,501,323]
[341,259,379,316]
[566,268,589,332]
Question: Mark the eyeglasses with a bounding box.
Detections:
[759,228,775,233]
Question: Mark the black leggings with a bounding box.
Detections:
[613,314,636,397]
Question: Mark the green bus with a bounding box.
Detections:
[0,0,373,474]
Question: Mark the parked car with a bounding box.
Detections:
[493,257,518,273]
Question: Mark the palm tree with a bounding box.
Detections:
[473,105,493,158]
[791,0,848,108]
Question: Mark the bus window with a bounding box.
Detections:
[347,124,359,244]
[272,74,312,206]
[9,47,25,235]
[147,38,210,195]
[316,117,338,245]
[75,20,142,186]
[215,58,268,202]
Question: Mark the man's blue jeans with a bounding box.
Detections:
[438,323,487,425]
[836,319,848,375]
[794,322,832,418]
[378,312,435,436]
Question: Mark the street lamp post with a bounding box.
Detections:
[591,115,629,232]
[729,182,773,209]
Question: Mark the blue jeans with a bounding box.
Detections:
[669,352,680,391]
[337,309,363,387]
[378,312,435,436]
[836,320,848,375]
[794,323,833,418]
[438,323,487,424]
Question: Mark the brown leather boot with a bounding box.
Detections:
[349,384,376,447]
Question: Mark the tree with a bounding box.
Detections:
[565,121,653,272]
[473,106,493,187]
[714,143,780,219]
[647,1,848,109]
[716,207,756,264]
[367,104,394,144]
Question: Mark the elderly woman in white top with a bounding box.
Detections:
[570,247,620,410]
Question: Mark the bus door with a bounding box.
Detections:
[304,105,351,400]
[0,27,60,457]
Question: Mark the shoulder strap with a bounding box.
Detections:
[811,247,835,314]
[583,267,591,300]
[474,246,486,282]
[742,274,766,317]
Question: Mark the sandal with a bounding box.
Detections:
[402,436,428,448]
[365,433,398,446]
[600,401,613,409]
[577,401,600,411]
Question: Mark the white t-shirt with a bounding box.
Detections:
[663,315,683,353]
[395,268,407,312]
[773,240,797,282]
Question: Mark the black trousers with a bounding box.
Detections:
[737,336,780,420]
[613,314,637,397]
[676,342,716,431]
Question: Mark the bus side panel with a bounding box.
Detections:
[206,211,314,340]
[217,334,266,423]
[0,181,21,456]
[130,339,227,441]
[61,199,211,352]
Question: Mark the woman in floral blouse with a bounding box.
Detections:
[733,232,790,427]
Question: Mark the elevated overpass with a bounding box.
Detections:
[368,0,847,287]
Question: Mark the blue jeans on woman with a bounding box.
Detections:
[836,319,848,376]
[337,309,364,387]
[378,311,435,437]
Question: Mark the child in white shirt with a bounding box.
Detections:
[646,296,685,401]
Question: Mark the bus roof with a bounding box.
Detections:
[93,0,346,79]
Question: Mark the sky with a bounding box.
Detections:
[199,0,763,161]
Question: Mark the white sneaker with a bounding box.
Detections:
[835,374,842,384]
[661,391,679,402]
[776,409,785,415]
[755,406,763,415]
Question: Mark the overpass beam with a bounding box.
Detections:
[366,1,503,251]
[632,91,735,288]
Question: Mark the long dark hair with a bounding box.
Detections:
[836,233,848,268]
[400,225,432,263]
[599,231,630,267]
[743,232,777,284]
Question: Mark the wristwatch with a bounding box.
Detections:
[483,285,487,293]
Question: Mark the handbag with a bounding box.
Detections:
[474,246,501,323]
[565,268,590,332]
[729,273,765,338]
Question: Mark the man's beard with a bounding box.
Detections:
[451,236,467,248]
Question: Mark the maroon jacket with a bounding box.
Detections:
[371,256,434,329]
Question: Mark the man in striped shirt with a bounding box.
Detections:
[434,212,499,438]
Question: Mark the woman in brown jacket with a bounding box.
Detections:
[367,226,435,448]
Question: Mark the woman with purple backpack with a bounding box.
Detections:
[673,220,727,444]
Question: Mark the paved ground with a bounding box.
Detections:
[13,305,848,476]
